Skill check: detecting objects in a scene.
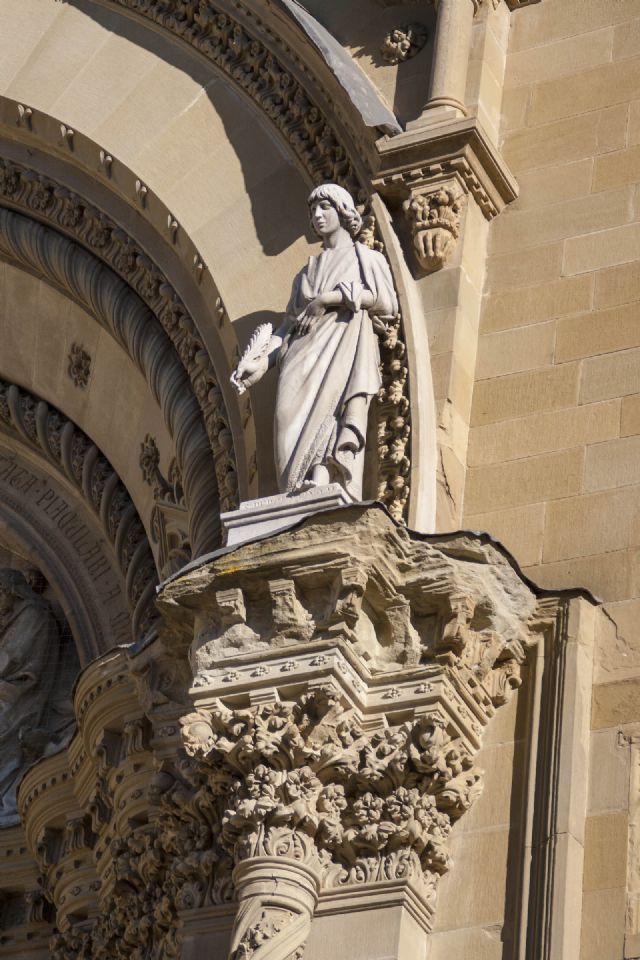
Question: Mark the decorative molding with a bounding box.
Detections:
[0,170,223,551]
[381,24,429,65]
[97,0,363,200]
[67,342,91,389]
[139,434,184,505]
[374,117,518,223]
[403,183,466,272]
[140,434,190,578]
[13,505,599,958]
[0,378,157,636]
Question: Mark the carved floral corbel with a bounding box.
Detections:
[403,183,466,272]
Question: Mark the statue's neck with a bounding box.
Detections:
[322,227,353,250]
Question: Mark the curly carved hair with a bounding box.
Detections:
[308,183,362,238]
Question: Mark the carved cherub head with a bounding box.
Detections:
[308,183,362,240]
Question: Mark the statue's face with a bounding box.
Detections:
[310,198,341,238]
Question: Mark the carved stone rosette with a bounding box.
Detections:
[10,504,590,959]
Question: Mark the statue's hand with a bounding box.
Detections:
[231,355,268,395]
[296,297,326,335]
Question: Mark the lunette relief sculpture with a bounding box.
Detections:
[231,184,398,500]
[0,570,72,826]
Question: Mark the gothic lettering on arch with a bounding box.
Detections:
[0,378,158,641]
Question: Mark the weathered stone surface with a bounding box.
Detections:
[14,505,558,959]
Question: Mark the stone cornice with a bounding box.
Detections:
[373,116,519,220]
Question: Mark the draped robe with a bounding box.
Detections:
[273,241,398,498]
[0,596,59,824]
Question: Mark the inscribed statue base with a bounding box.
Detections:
[220,483,354,546]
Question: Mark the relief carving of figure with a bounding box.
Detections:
[231,184,398,500]
[0,570,71,825]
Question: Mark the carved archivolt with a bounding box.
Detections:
[0,378,157,636]
[100,0,365,199]
[0,158,233,542]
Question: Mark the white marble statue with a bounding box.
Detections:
[0,569,66,825]
[231,184,398,500]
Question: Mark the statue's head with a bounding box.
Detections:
[308,183,362,240]
[0,569,35,616]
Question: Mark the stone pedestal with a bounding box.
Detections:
[220,484,353,546]
[11,504,600,960]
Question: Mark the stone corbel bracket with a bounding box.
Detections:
[373,117,518,271]
[14,505,597,960]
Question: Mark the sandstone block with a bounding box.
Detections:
[504,105,627,176]
[471,363,580,427]
[434,829,510,929]
[487,242,563,291]
[529,58,640,126]
[584,437,640,491]
[464,502,545,567]
[595,598,640,683]
[482,275,593,333]
[6,4,105,112]
[515,160,594,212]
[593,145,640,193]
[556,301,640,362]
[595,260,640,309]
[580,347,640,403]
[622,394,640,436]
[524,549,633,603]
[509,0,639,54]
[564,222,640,275]
[584,811,627,890]
[468,402,620,467]
[630,98,640,145]
[504,112,606,172]
[596,103,630,154]
[501,84,530,130]
[593,676,640,728]
[613,16,640,60]
[465,448,584,514]
[505,27,613,89]
[475,323,555,380]
[579,888,626,960]
[588,729,631,814]
[543,487,640,563]
[491,186,632,256]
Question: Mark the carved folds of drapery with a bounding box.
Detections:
[10,503,565,960]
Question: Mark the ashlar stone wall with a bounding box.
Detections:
[463,3,640,958]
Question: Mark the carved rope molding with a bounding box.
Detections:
[0,378,157,636]
[0,158,235,532]
[0,176,221,553]
[73,0,412,520]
